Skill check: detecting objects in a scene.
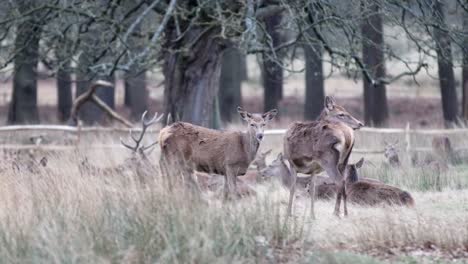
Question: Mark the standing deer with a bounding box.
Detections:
[158,107,277,200]
[284,96,363,218]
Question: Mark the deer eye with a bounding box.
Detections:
[339,114,345,117]
[250,124,255,127]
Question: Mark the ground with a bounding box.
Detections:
[0,132,467,263]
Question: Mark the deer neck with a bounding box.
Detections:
[242,131,260,163]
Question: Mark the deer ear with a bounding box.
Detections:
[237,106,252,121]
[262,109,278,121]
[356,157,365,168]
[325,96,335,111]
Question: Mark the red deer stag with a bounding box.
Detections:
[284,96,363,218]
[159,107,277,200]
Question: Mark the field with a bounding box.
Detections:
[0,131,467,264]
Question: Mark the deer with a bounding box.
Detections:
[158,107,277,200]
[344,158,415,207]
[384,140,401,168]
[79,111,163,181]
[283,96,364,218]
[260,153,381,200]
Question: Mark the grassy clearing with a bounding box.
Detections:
[0,147,467,263]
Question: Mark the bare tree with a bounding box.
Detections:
[8,1,43,124]
[304,4,324,120]
[361,0,388,127]
[432,0,458,126]
[219,48,243,123]
[262,12,283,113]
[462,10,468,121]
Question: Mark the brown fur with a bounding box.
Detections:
[159,108,277,199]
[284,96,363,218]
[344,158,415,207]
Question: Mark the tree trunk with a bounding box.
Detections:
[361,1,389,127]
[122,10,147,116]
[8,2,41,124]
[219,48,243,123]
[462,11,468,121]
[163,25,224,128]
[433,0,458,126]
[57,60,72,122]
[124,70,148,120]
[240,54,248,81]
[304,39,324,120]
[263,14,283,112]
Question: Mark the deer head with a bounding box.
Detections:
[344,157,365,184]
[322,96,363,130]
[237,107,277,142]
[120,111,164,157]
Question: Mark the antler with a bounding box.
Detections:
[120,111,164,154]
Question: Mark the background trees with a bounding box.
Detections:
[0,0,467,128]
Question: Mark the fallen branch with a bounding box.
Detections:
[69,80,133,128]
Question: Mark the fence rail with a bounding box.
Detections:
[0,125,467,154]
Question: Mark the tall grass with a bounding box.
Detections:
[0,148,466,263]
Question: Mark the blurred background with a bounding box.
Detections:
[0,0,467,129]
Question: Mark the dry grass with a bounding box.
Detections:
[0,137,467,263]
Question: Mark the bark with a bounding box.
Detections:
[462,11,468,121]
[163,24,225,128]
[124,70,148,120]
[8,1,41,124]
[219,48,243,123]
[361,1,389,127]
[262,13,283,112]
[240,54,248,81]
[433,0,458,126]
[123,10,148,116]
[56,60,72,122]
[304,37,324,120]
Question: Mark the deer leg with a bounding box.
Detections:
[224,168,236,202]
[287,163,298,216]
[322,162,343,217]
[342,179,348,216]
[308,175,316,220]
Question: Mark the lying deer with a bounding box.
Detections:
[384,140,401,168]
[344,158,415,207]
[260,153,380,200]
[284,96,363,218]
[159,107,277,200]
[79,111,163,181]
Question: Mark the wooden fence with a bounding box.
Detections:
[0,124,467,154]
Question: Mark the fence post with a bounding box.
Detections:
[405,122,411,154]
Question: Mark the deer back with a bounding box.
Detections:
[159,122,253,175]
[284,121,354,174]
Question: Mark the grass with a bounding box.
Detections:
[0,144,467,263]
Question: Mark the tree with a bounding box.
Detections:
[8,1,42,124]
[361,1,388,127]
[432,0,458,126]
[125,71,148,120]
[56,59,72,122]
[262,12,283,113]
[219,48,243,123]
[462,10,468,121]
[304,5,324,121]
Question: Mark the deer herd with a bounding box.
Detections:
[91,95,418,219]
[13,93,434,219]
